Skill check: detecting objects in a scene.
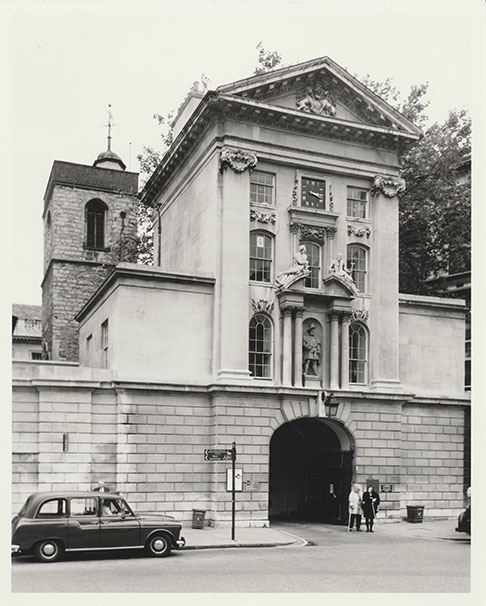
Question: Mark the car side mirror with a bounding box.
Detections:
[121,511,126,519]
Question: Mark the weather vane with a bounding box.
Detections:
[105,104,115,151]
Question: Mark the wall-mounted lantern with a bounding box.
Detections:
[319,391,338,417]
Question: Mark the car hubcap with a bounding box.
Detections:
[152,539,165,552]
[43,543,56,557]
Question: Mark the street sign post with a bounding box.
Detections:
[204,449,233,461]
[204,443,237,540]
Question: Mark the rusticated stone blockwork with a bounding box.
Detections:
[400,404,466,516]
[11,366,469,526]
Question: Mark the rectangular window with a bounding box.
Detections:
[347,187,368,219]
[249,233,272,282]
[86,334,92,359]
[30,351,42,360]
[250,171,275,205]
[36,498,67,518]
[70,498,98,517]
[101,320,108,369]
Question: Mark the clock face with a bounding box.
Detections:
[301,178,326,209]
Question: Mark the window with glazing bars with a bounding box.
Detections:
[250,171,275,205]
[349,323,367,384]
[303,242,321,288]
[86,200,106,249]
[347,245,367,292]
[347,187,368,218]
[249,314,272,378]
[250,233,272,282]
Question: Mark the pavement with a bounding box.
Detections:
[181,518,468,550]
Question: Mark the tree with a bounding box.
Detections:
[360,75,471,294]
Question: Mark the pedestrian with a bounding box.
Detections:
[93,481,110,492]
[362,485,380,532]
[348,483,363,531]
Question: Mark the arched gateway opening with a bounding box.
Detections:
[269,418,354,524]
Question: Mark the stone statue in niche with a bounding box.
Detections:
[296,86,337,117]
[275,245,310,289]
[303,322,321,376]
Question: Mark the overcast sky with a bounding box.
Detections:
[7,0,483,305]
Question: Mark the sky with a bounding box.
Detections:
[6,0,484,305]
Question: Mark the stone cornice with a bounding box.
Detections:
[140,91,419,208]
[75,263,215,323]
[216,56,423,138]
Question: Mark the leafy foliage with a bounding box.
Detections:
[254,42,283,74]
[360,74,471,294]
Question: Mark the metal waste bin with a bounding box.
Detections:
[192,509,206,529]
[406,505,424,523]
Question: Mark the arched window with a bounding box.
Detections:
[349,323,367,384]
[249,232,273,283]
[86,199,107,250]
[302,242,321,288]
[347,245,367,292]
[249,314,273,378]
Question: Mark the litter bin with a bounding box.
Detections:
[406,505,424,523]
[192,509,206,529]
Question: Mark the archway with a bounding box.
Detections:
[269,418,353,524]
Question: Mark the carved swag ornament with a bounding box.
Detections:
[348,225,371,238]
[220,148,258,174]
[371,175,406,198]
[250,209,276,225]
[251,299,274,315]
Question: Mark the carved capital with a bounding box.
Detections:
[351,309,369,323]
[348,224,371,238]
[325,226,337,239]
[371,175,406,198]
[251,298,274,315]
[250,209,276,225]
[220,147,258,174]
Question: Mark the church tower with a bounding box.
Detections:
[42,117,139,361]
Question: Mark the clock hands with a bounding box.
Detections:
[309,190,323,199]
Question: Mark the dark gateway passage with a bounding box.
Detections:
[269,418,353,524]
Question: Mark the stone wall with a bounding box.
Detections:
[400,403,466,517]
[44,261,112,361]
[12,363,469,523]
[42,180,139,361]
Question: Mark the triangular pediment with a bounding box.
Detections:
[322,274,358,298]
[217,56,421,136]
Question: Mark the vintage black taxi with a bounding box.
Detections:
[11,491,185,562]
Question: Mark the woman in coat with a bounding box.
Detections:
[362,486,380,532]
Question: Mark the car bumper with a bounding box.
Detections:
[11,545,20,554]
[176,537,186,549]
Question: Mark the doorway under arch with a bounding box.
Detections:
[269,418,354,524]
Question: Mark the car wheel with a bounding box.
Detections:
[146,534,172,557]
[34,539,63,563]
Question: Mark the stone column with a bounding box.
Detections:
[329,313,340,390]
[282,309,293,386]
[293,308,304,387]
[341,313,351,390]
